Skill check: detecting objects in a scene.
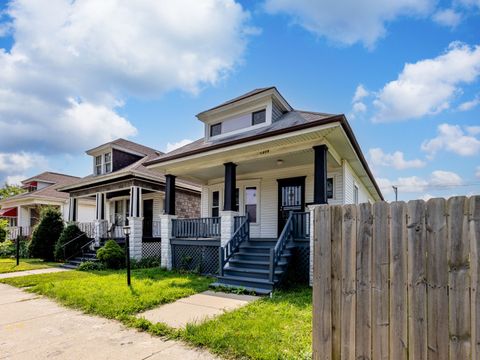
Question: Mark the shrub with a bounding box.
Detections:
[0,219,8,242]
[96,240,125,269]
[131,256,161,269]
[54,223,89,261]
[0,239,29,258]
[29,207,64,261]
[78,261,105,271]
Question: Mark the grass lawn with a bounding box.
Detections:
[183,287,312,360]
[0,268,213,319]
[0,258,58,274]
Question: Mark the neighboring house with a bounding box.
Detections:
[59,138,201,261]
[145,87,383,293]
[0,172,95,239]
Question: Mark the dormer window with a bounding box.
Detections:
[94,152,112,175]
[210,123,222,137]
[252,109,266,126]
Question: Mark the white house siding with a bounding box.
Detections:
[343,160,374,204]
[200,164,344,239]
[77,201,96,222]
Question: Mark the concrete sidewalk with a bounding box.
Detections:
[0,284,219,360]
[138,291,258,328]
[0,267,69,279]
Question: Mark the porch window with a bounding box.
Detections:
[245,187,257,223]
[212,191,220,217]
[210,123,222,137]
[104,152,112,173]
[251,109,266,126]
[95,156,102,175]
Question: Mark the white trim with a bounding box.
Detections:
[93,151,113,176]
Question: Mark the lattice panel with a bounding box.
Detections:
[172,244,219,275]
[290,246,310,284]
[142,241,162,259]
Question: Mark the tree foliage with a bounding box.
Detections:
[0,183,25,200]
[29,207,64,261]
[54,223,89,261]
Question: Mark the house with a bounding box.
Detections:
[59,138,201,262]
[0,172,95,239]
[145,87,383,293]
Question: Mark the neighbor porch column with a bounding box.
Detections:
[128,186,143,260]
[67,197,78,222]
[94,193,107,246]
[313,145,328,205]
[160,214,176,270]
[221,162,239,246]
[165,175,176,216]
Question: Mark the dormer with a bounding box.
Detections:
[86,139,148,176]
[21,179,54,192]
[197,87,292,141]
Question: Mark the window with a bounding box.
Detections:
[327,178,334,199]
[245,187,257,223]
[210,123,222,137]
[354,184,359,204]
[95,155,102,175]
[104,152,112,173]
[211,191,220,217]
[252,109,266,126]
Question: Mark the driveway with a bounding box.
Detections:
[0,284,219,360]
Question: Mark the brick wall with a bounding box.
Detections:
[176,190,200,218]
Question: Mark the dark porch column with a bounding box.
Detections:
[68,197,77,222]
[313,145,328,205]
[223,162,237,211]
[165,174,176,215]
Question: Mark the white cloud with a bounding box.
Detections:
[5,175,25,186]
[0,0,251,154]
[369,148,426,169]
[353,84,369,102]
[352,102,367,113]
[458,96,480,111]
[165,139,193,153]
[421,123,480,157]
[264,0,433,47]
[0,152,47,185]
[433,9,462,27]
[430,170,463,186]
[372,42,480,122]
[467,126,480,135]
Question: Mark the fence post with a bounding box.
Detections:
[16,226,21,266]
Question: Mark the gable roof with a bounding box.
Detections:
[86,138,162,157]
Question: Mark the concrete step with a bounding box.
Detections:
[228,258,288,270]
[214,275,274,292]
[223,266,283,281]
[209,282,271,296]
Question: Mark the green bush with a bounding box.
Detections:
[0,219,8,242]
[96,240,125,269]
[78,261,105,271]
[54,223,89,261]
[0,239,29,258]
[29,207,64,261]
[130,256,161,269]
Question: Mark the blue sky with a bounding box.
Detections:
[0,0,479,201]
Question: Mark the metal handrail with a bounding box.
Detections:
[269,212,295,283]
[219,215,250,276]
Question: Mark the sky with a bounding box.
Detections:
[0,0,479,202]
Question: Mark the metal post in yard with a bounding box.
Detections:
[123,226,131,286]
[16,227,22,266]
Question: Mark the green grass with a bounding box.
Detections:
[1,268,213,319]
[182,287,312,360]
[0,258,58,274]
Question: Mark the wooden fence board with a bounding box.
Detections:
[447,197,471,359]
[313,205,332,360]
[341,204,357,360]
[390,202,408,360]
[356,203,372,360]
[331,205,343,360]
[372,202,390,360]
[425,198,448,360]
[470,196,480,360]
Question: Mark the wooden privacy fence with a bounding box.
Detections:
[312,196,480,360]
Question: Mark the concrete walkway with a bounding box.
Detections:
[0,267,69,279]
[0,284,219,359]
[138,291,258,328]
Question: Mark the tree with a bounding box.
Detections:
[29,207,64,261]
[0,183,25,200]
[54,223,89,261]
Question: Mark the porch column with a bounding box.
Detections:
[94,193,107,246]
[223,162,237,211]
[160,214,176,270]
[313,145,328,205]
[128,186,143,260]
[68,197,78,222]
[220,210,238,247]
[165,175,176,216]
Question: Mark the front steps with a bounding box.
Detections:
[59,246,99,269]
[211,238,294,295]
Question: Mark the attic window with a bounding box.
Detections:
[95,156,102,175]
[252,109,266,126]
[210,123,222,137]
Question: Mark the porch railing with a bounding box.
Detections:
[219,216,250,276]
[6,226,32,240]
[172,217,220,239]
[234,215,247,232]
[152,220,161,238]
[76,222,95,238]
[269,212,295,282]
[291,212,310,240]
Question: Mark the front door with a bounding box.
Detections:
[143,199,153,237]
[277,177,306,236]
